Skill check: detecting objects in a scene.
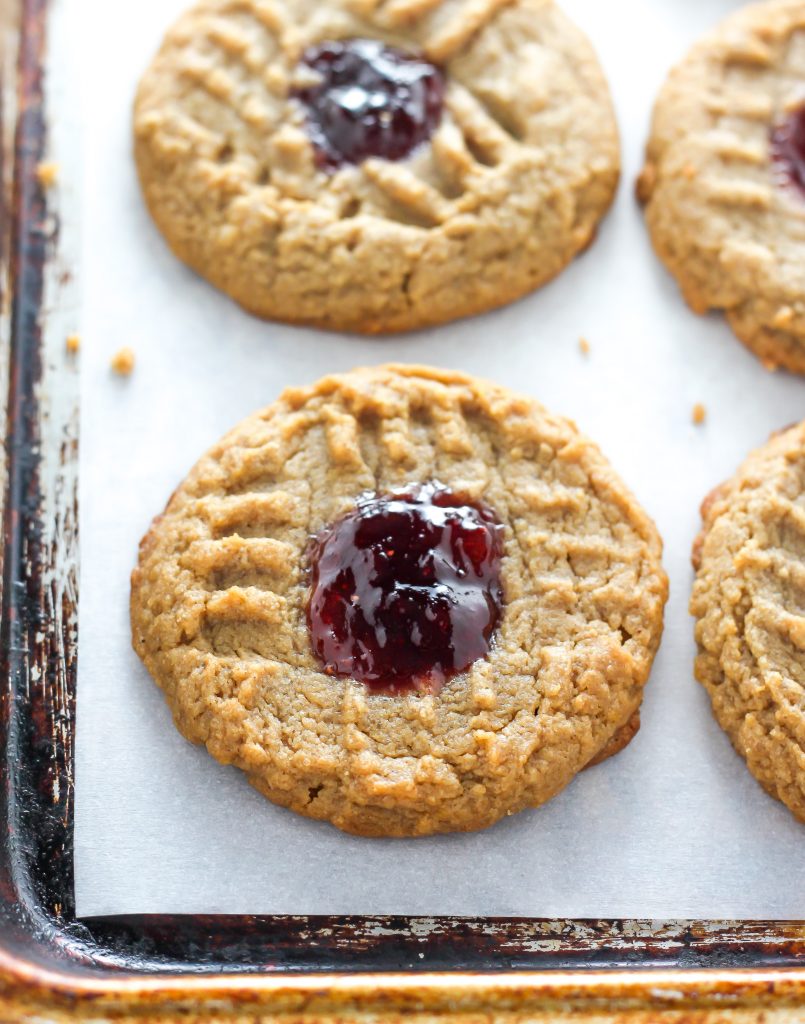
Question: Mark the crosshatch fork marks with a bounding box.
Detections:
[133,0,620,332]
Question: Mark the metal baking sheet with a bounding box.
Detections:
[74,0,805,918]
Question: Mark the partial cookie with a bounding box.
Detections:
[134,0,620,334]
[691,422,805,822]
[639,0,805,372]
[131,365,668,837]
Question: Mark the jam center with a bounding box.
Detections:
[293,39,446,169]
[307,483,504,693]
[771,103,805,196]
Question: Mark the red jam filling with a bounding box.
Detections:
[307,483,504,694]
[293,39,445,169]
[771,103,805,196]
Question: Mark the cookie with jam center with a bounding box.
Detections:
[691,422,805,823]
[131,365,668,837]
[133,0,620,334]
[639,0,805,373]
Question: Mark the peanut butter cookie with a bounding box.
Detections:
[134,0,620,334]
[691,422,805,823]
[639,0,805,373]
[131,366,667,837]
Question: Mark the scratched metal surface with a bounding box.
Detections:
[1,0,805,1021]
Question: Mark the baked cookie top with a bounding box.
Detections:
[134,0,620,334]
[691,422,805,822]
[639,0,805,372]
[131,365,667,837]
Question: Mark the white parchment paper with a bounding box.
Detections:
[74,0,805,918]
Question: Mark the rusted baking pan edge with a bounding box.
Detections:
[16,918,805,975]
[1,0,805,1017]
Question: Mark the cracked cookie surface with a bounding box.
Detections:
[134,0,620,334]
[691,422,805,823]
[639,0,805,373]
[131,365,667,836]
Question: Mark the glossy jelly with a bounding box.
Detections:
[771,104,805,196]
[307,483,504,693]
[293,39,445,169]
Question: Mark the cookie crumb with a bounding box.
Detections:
[578,336,590,355]
[692,403,706,426]
[65,333,81,355]
[111,347,135,376]
[36,161,59,188]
